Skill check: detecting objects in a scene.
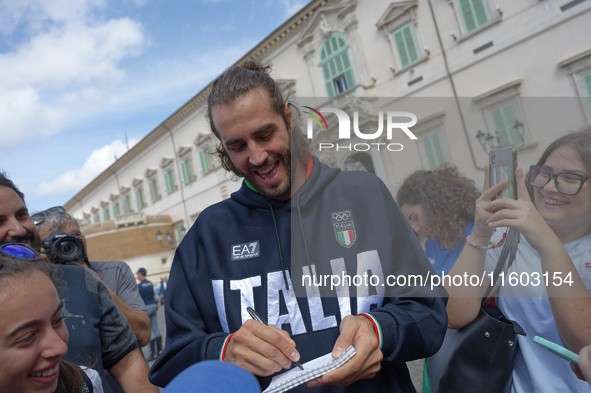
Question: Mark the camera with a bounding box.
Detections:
[41,230,87,265]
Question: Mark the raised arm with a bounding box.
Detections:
[446,164,498,328]
[483,168,591,352]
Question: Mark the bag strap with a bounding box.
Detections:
[483,227,520,300]
[81,369,94,393]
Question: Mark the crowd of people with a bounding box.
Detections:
[1,59,590,393]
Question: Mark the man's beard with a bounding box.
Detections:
[1,231,42,252]
[239,143,293,200]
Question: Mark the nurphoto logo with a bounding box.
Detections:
[304,106,418,152]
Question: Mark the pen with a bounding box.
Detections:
[247,306,304,370]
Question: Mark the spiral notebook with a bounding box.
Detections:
[262,345,356,393]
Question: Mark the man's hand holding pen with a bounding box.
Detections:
[224,309,303,377]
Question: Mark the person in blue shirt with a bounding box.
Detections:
[136,268,162,361]
[157,276,167,306]
[397,164,480,277]
[397,164,480,393]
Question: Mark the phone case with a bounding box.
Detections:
[533,335,579,365]
[489,148,517,199]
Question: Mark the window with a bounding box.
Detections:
[164,168,177,193]
[122,194,131,215]
[473,80,528,150]
[557,49,591,124]
[112,202,120,217]
[490,103,524,148]
[102,208,110,221]
[584,72,591,102]
[199,146,216,174]
[458,0,490,34]
[149,179,159,202]
[393,23,420,69]
[421,131,447,170]
[181,157,195,184]
[93,213,100,224]
[135,187,145,210]
[175,226,186,243]
[320,35,356,97]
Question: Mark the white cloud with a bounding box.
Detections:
[0,0,107,36]
[35,137,139,197]
[0,0,147,147]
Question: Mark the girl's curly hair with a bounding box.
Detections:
[396,164,480,249]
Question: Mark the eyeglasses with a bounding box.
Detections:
[529,165,591,196]
[0,243,41,261]
[32,206,67,226]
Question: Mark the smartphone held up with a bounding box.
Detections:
[489,148,518,200]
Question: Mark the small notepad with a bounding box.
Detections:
[262,345,356,393]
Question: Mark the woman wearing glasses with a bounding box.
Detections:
[445,131,591,392]
[0,246,99,393]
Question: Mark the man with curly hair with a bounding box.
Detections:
[149,60,448,392]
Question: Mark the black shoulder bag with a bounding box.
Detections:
[428,228,526,393]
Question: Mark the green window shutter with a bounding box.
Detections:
[320,35,355,97]
[491,103,523,148]
[421,131,447,170]
[149,180,157,201]
[404,25,419,65]
[164,171,171,192]
[458,0,489,33]
[199,150,207,173]
[186,158,194,180]
[181,161,189,184]
[323,64,336,97]
[135,188,143,209]
[112,202,120,217]
[393,23,419,68]
[200,148,213,173]
[103,209,110,221]
[122,196,130,214]
[473,0,489,27]
[394,30,409,67]
[341,53,356,88]
[164,169,175,192]
[93,214,99,224]
[583,72,591,101]
[176,226,185,242]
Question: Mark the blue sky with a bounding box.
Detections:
[0,0,310,213]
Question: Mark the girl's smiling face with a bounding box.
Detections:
[0,270,68,393]
[534,145,591,240]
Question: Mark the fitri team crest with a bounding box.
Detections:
[331,210,356,248]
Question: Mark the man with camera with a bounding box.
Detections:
[0,171,158,393]
[34,208,151,348]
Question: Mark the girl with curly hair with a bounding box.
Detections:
[396,164,480,276]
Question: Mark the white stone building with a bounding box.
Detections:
[65,0,591,280]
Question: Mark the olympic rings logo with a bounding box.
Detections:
[332,211,351,221]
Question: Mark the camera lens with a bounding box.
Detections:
[56,238,82,261]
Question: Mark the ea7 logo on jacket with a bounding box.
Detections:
[332,210,356,248]
[231,241,260,261]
